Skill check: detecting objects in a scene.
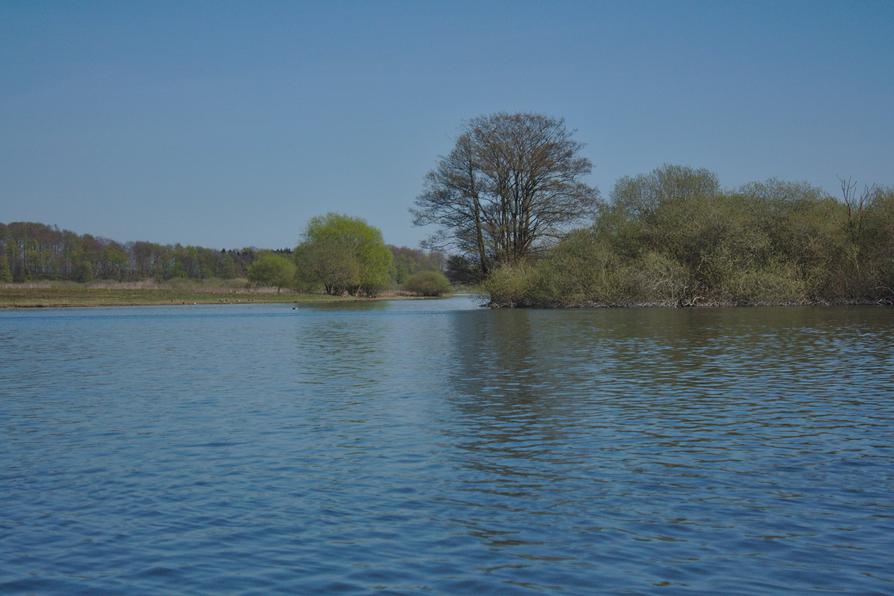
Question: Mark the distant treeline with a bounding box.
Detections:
[0,221,444,287]
[0,222,260,282]
[484,166,894,307]
[389,245,444,285]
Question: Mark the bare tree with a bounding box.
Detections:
[839,176,876,245]
[413,113,599,275]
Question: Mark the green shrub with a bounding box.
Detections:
[617,252,691,306]
[535,229,620,305]
[717,263,808,305]
[403,270,452,296]
[483,264,539,307]
[247,252,296,292]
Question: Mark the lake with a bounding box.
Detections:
[1,297,893,593]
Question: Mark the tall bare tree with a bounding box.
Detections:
[413,113,599,275]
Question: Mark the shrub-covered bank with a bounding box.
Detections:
[484,167,894,308]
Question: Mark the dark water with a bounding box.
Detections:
[2,297,893,594]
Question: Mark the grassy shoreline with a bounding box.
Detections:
[11,282,881,310]
[0,281,431,309]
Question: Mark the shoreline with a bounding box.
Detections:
[0,297,441,309]
[4,284,887,310]
[487,298,893,309]
[0,285,447,309]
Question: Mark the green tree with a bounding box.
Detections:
[247,252,296,292]
[102,244,129,281]
[0,251,11,283]
[295,213,393,296]
[76,260,94,283]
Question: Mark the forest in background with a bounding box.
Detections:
[0,221,444,290]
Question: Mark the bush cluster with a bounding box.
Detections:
[402,271,452,296]
[485,166,894,307]
[247,253,296,291]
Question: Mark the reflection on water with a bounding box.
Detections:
[1,298,892,593]
[439,306,894,590]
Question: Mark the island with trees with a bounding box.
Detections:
[2,112,892,308]
[414,113,894,308]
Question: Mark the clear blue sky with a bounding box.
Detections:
[2,1,892,249]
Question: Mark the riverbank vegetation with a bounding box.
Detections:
[413,113,893,308]
[0,219,447,300]
[481,168,894,307]
[402,271,452,297]
[5,111,892,308]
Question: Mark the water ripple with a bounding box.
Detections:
[1,300,893,592]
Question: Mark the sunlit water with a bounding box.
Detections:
[1,297,893,593]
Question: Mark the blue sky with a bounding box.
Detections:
[2,1,892,249]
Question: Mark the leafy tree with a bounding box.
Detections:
[102,244,129,281]
[75,260,94,283]
[413,113,599,276]
[0,251,11,283]
[295,213,393,296]
[248,252,296,292]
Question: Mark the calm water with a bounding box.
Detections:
[1,297,893,593]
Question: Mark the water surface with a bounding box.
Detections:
[2,298,893,593]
